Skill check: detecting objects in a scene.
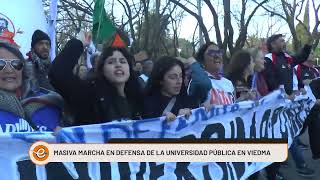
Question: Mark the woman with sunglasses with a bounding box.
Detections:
[49,37,143,125]
[188,42,235,107]
[0,41,63,133]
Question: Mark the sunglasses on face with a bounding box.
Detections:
[206,49,224,57]
[0,59,24,71]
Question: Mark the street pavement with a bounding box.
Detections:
[256,130,319,180]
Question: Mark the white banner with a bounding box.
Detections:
[0,87,315,180]
[0,0,47,56]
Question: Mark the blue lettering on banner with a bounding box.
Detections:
[0,87,316,180]
[175,117,188,132]
[101,124,131,142]
[132,118,157,138]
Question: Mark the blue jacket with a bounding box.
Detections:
[187,62,212,104]
[0,88,63,133]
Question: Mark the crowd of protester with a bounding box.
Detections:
[0,28,320,179]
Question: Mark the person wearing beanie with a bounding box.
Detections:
[31,29,51,59]
[26,29,54,91]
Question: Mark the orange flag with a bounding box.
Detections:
[112,33,126,48]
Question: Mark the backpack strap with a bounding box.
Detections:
[162,97,176,115]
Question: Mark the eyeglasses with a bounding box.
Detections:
[0,59,24,71]
[207,49,224,57]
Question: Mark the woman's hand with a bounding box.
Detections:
[237,91,256,101]
[77,31,91,49]
[248,90,258,100]
[202,101,213,112]
[303,79,312,86]
[163,112,177,122]
[299,88,307,95]
[285,93,296,101]
[178,108,192,119]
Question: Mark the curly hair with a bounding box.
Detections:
[195,42,217,64]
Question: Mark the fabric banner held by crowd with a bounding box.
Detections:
[0,87,315,180]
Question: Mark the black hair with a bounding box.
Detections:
[0,18,8,27]
[97,47,134,78]
[74,64,87,76]
[96,46,143,108]
[267,34,283,53]
[195,42,216,64]
[145,56,186,96]
[226,49,252,84]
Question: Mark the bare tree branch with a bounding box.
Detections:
[203,0,223,47]
[169,0,211,43]
[61,0,93,15]
[254,0,287,20]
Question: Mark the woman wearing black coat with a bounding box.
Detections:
[49,39,143,125]
[143,56,197,121]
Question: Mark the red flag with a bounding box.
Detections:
[112,33,126,48]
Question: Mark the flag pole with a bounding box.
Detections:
[96,0,105,45]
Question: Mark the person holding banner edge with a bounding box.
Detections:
[262,34,313,179]
[295,49,320,160]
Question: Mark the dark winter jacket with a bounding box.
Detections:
[143,91,198,119]
[25,51,54,91]
[296,63,320,99]
[49,39,142,125]
[263,45,312,95]
[187,62,212,104]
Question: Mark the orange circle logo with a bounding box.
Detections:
[29,141,50,165]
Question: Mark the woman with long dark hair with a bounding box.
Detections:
[226,49,255,101]
[143,56,197,121]
[49,38,143,125]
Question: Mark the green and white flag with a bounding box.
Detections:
[92,0,116,44]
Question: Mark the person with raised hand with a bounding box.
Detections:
[49,32,143,125]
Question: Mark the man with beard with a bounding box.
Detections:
[26,29,54,91]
